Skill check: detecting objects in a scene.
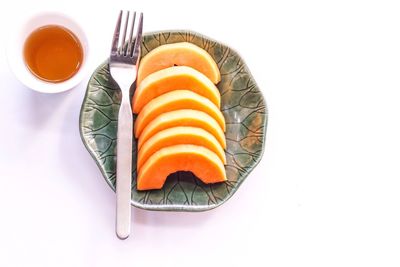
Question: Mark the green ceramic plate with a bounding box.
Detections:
[79,30,268,211]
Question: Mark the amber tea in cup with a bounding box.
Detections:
[23,25,83,83]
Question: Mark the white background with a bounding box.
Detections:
[1,0,400,266]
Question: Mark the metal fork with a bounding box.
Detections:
[109,10,143,240]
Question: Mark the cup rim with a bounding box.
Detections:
[6,11,89,94]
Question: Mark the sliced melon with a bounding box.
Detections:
[137,144,226,190]
[137,42,221,85]
[133,66,221,114]
[138,109,226,150]
[137,126,226,169]
[134,90,225,138]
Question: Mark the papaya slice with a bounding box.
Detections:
[137,42,221,85]
[137,144,226,190]
[134,90,225,138]
[132,66,221,113]
[138,109,226,150]
[137,126,226,169]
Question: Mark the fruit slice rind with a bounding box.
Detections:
[137,109,227,149]
[137,126,226,169]
[134,89,225,137]
[137,42,221,85]
[137,144,227,190]
[133,66,221,113]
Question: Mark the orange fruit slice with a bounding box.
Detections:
[137,144,227,190]
[133,66,221,114]
[137,126,226,170]
[137,42,221,85]
[134,90,225,138]
[138,109,226,150]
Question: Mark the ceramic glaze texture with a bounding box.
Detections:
[80,31,268,211]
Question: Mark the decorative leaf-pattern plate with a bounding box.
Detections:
[79,31,268,211]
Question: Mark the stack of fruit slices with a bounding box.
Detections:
[133,42,227,190]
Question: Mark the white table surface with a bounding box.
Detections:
[1,1,400,266]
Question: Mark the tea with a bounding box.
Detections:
[23,25,83,83]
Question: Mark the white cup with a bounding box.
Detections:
[7,12,89,93]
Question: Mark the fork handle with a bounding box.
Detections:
[116,93,133,239]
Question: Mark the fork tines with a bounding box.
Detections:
[111,10,143,60]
